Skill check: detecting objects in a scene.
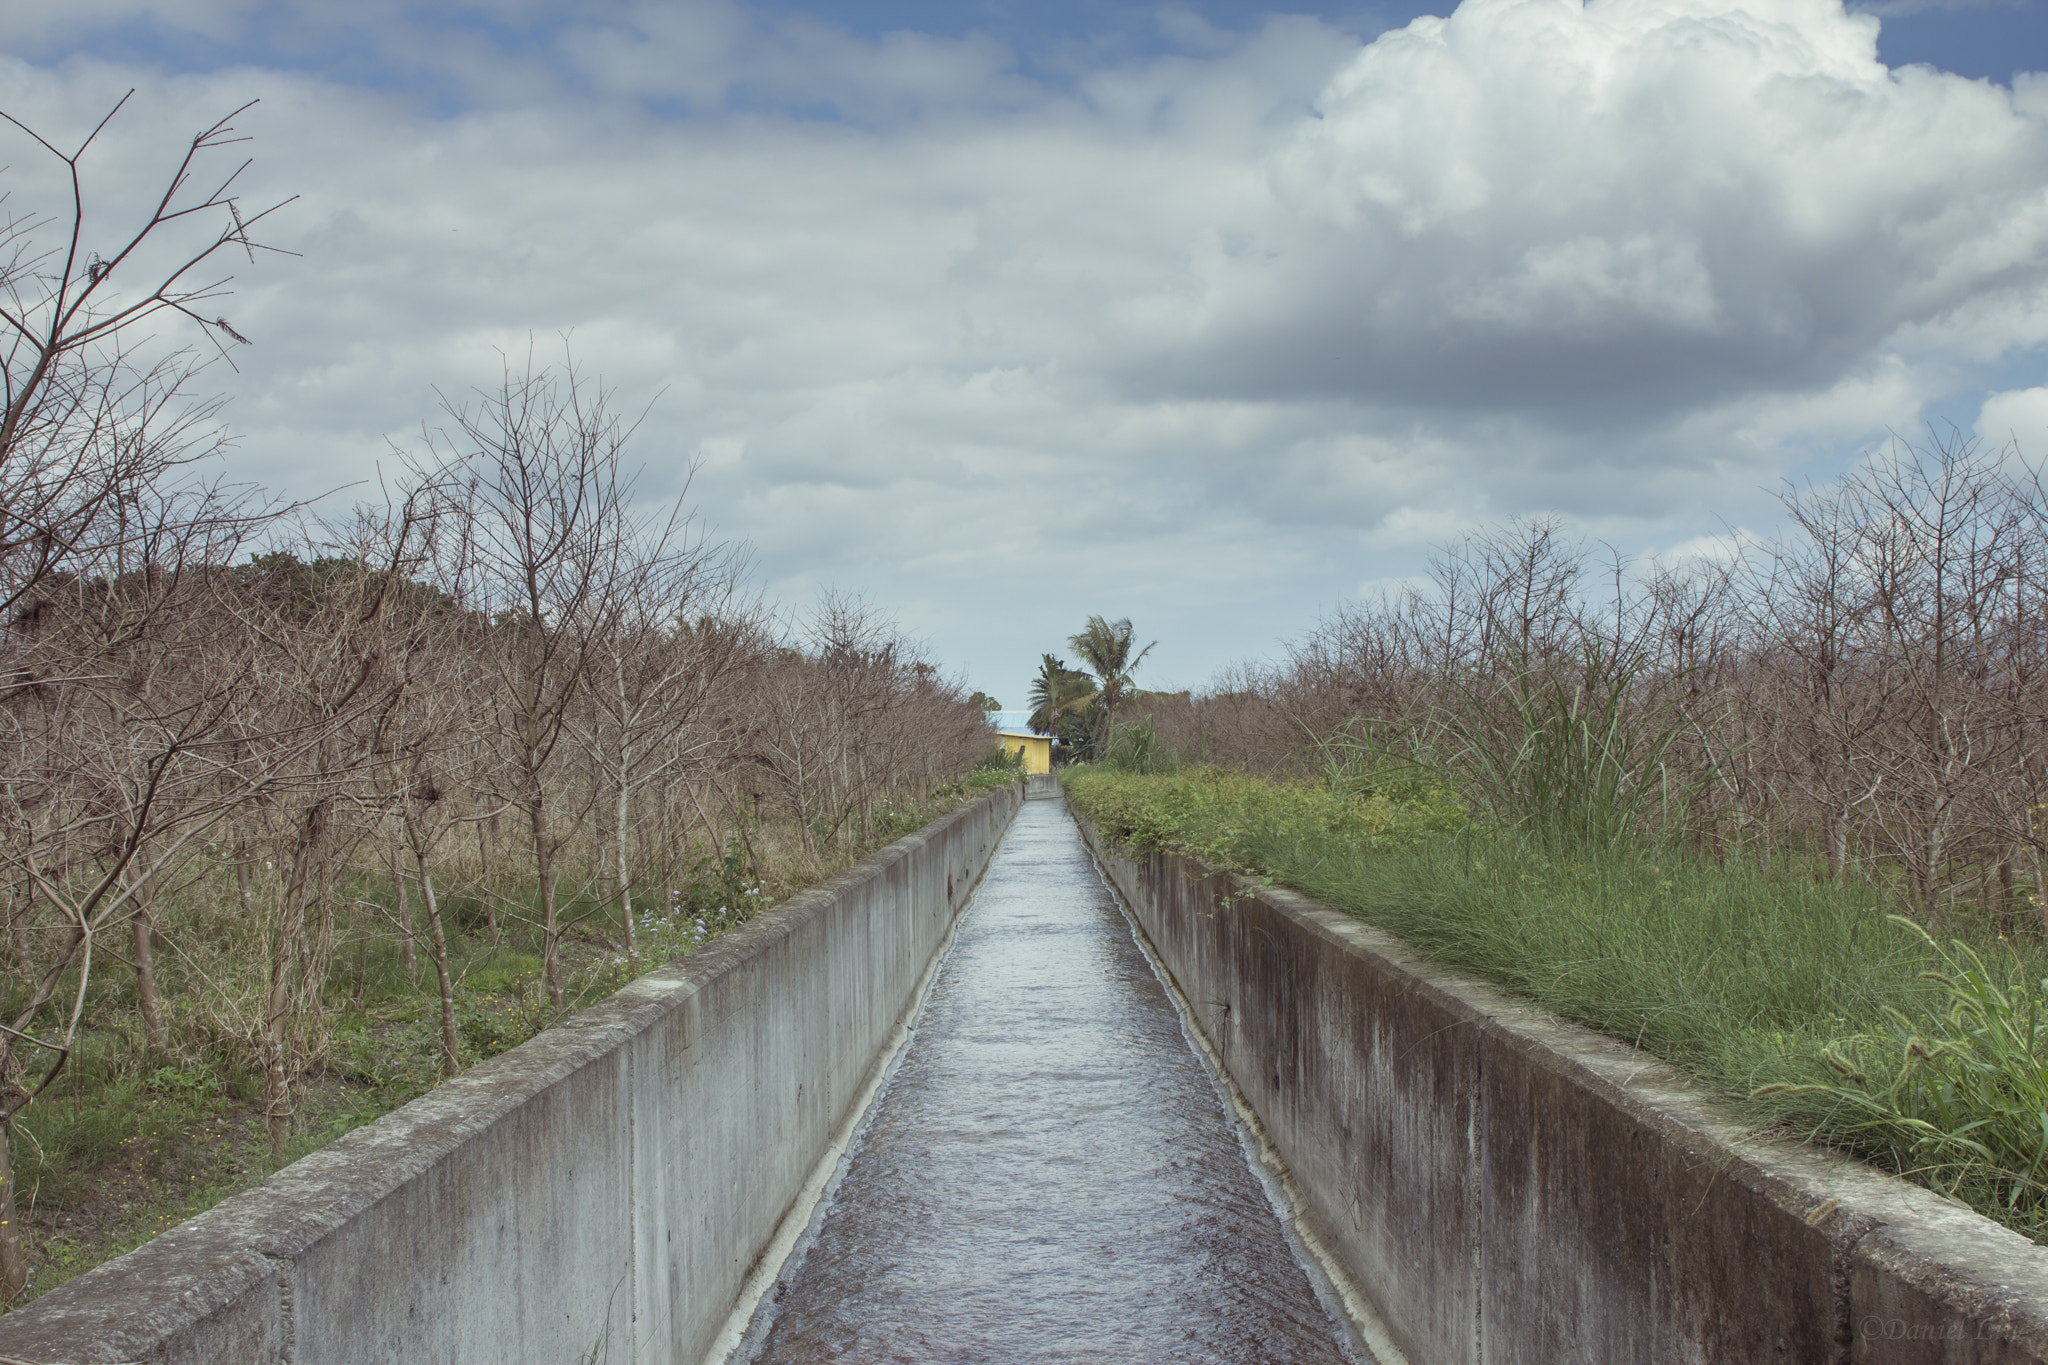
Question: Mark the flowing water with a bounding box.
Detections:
[738,796,1363,1364]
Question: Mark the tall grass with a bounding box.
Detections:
[1100,717,1183,775]
[1755,921,2048,1226]
[1318,638,1710,855]
[1251,825,1921,1080]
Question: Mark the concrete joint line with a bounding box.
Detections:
[265,1251,297,1364]
[1469,1043,1486,1364]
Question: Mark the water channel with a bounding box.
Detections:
[738,795,1365,1364]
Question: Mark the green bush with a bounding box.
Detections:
[949,765,1026,797]
[1063,764,1467,874]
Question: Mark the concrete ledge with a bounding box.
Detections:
[1073,814,2048,1365]
[0,785,1021,1365]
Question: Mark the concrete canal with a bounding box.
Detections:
[16,779,2030,1363]
[738,795,1364,1364]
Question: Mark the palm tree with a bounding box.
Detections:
[1067,616,1155,751]
[1027,653,1096,740]
[1024,650,1105,740]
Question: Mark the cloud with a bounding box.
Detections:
[3,0,2045,698]
[556,2,1041,121]
[3,0,261,46]
[1977,385,2048,456]
[1116,0,2048,423]
[1850,0,2029,16]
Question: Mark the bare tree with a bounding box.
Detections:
[374,576,488,1077]
[423,345,710,1009]
[0,93,291,622]
[570,551,752,958]
[228,501,445,1151]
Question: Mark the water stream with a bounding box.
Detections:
[738,796,1363,1364]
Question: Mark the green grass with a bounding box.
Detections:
[1063,765,2048,1242]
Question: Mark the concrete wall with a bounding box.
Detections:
[0,785,1021,1365]
[1077,816,2048,1365]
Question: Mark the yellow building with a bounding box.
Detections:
[997,730,1052,775]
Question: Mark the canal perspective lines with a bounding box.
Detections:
[738,796,1364,1364]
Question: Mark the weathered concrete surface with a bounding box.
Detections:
[1075,816,2048,1365]
[0,785,1020,1365]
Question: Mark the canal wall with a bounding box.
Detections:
[0,785,1022,1365]
[1076,814,2048,1365]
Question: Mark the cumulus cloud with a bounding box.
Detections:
[2,0,2044,694]
[1124,0,2048,420]
[1978,385,2048,456]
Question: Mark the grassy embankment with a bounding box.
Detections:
[1063,761,2048,1243]
[13,768,1021,1306]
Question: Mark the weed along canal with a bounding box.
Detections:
[736,794,1365,1364]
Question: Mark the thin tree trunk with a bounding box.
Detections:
[7,878,31,985]
[265,817,321,1158]
[1921,813,1947,922]
[617,767,635,959]
[263,895,299,1158]
[413,842,460,1077]
[0,1114,26,1302]
[131,870,167,1062]
[531,795,563,1012]
[1996,856,2017,937]
[236,841,255,917]
[476,819,501,946]
[391,828,416,974]
[302,826,338,1067]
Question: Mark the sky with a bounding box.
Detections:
[3,0,2046,707]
